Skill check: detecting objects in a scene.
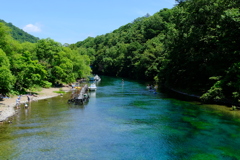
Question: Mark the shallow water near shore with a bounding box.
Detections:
[1,76,240,159]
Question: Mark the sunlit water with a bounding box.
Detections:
[1,76,240,160]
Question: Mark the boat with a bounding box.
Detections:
[89,74,101,82]
[89,77,95,81]
[88,83,97,91]
[94,75,101,81]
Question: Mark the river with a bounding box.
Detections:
[0,76,240,160]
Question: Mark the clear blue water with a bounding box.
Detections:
[1,76,240,160]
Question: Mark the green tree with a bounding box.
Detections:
[0,49,15,94]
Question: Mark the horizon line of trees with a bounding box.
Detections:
[0,22,91,95]
[0,19,40,43]
[1,0,240,104]
[70,0,240,104]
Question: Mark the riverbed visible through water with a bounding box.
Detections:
[0,76,240,160]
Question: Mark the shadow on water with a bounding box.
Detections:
[67,102,87,109]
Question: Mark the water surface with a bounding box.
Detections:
[0,76,240,160]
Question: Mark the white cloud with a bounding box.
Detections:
[136,10,148,16]
[23,23,41,32]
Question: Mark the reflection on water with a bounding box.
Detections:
[1,76,240,160]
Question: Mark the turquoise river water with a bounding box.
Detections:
[1,76,240,160]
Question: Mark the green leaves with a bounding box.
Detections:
[0,27,91,94]
[0,49,10,67]
[35,38,91,85]
[223,8,240,22]
[0,49,15,93]
[0,66,15,91]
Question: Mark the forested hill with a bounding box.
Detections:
[70,0,240,104]
[0,22,91,95]
[0,19,39,43]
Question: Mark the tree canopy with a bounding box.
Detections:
[70,0,240,104]
[0,19,39,43]
[0,22,91,95]
[1,0,240,104]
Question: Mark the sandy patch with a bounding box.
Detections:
[0,87,71,122]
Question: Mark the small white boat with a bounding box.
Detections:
[88,83,97,91]
[94,75,101,81]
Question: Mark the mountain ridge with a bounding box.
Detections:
[0,19,39,43]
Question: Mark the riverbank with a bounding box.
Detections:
[165,86,240,118]
[0,87,71,122]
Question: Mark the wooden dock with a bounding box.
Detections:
[68,84,89,104]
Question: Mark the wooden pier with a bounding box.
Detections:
[68,84,89,104]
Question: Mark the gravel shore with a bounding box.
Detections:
[0,87,70,122]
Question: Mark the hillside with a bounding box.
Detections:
[0,19,39,43]
[70,0,240,104]
[0,22,91,96]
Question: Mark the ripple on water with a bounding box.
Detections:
[1,76,240,159]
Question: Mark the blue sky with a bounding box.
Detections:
[1,0,175,44]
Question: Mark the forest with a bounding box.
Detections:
[0,22,91,95]
[1,0,240,105]
[70,0,240,104]
[0,19,40,43]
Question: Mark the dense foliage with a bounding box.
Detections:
[0,22,91,95]
[70,0,240,104]
[0,19,39,43]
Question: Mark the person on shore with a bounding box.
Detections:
[16,98,20,108]
[27,95,30,102]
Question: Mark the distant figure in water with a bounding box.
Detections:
[149,85,153,90]
[146,84,150,89]
[16,98,20,108]
[122,79,124,84]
